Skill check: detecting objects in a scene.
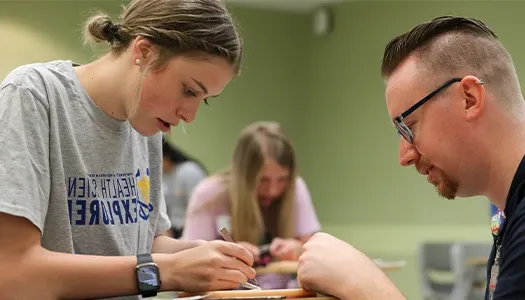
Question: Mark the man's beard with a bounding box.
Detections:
[417,158,458,200]
[435,170,458,200]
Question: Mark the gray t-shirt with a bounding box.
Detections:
[0,60,171,300]
[162,161,206,229]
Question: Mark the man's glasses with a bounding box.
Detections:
[392,77,483,144]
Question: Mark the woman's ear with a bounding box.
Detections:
[129,36,158,66]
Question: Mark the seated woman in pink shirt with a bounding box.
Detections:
[182,121,321,289]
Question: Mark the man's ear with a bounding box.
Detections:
[462,76,485,121]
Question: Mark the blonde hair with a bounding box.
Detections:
[82,0,243,118]
[210,121,297,244]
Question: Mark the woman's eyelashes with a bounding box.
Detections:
[183,85,197,97]
[183,85,209,106]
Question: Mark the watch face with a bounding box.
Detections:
[138,265,159,289]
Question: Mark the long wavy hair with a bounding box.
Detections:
[210,121,297,244]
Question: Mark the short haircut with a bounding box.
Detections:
[381,16,522,108]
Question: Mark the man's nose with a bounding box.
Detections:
[399,137,419,167]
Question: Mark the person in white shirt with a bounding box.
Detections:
[162,138,207,238]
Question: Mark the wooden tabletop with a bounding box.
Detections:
[177,288,337,299]
[254,260,405,275]
[255,261,299,275]
[465,256,489,266]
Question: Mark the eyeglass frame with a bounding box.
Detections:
[392,77,484,144]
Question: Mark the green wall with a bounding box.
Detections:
[3,1,524,299]
[302,0,519,226]
[168,6,310,173]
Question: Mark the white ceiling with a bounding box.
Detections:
[226,0,344,13]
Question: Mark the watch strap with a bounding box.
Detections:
[141,290,157,297]
[137,253,153,265]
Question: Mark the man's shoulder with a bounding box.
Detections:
[494,197,525,298]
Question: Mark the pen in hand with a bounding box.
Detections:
[219,227,262,290]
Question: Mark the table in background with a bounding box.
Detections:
[255,259,406,275]
[465,256,489,266]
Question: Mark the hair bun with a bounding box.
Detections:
[104,23,121,43]
[83,12,119,44]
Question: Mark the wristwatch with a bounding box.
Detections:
[135,253,161,298]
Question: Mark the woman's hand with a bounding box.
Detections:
[269,238,302,261]
[164,240,256,292]
[237,241,261,261]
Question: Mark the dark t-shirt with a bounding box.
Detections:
[486,155,525,299]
